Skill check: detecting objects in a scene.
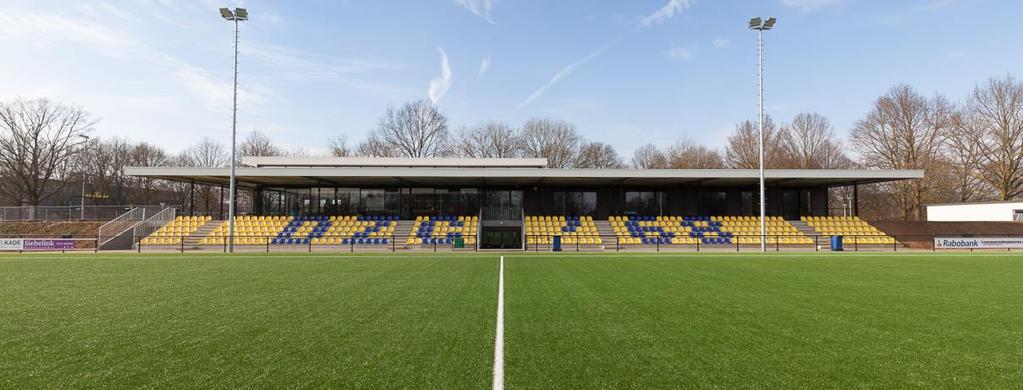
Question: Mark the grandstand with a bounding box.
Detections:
[123,157,924,251]
[525,215,601,245]
[801,216,896,245]
[407,216,478,246]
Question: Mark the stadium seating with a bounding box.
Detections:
[525,216,601,245]
[198,215,399,246]
[307,215,397,246]
[140,215,212,245]
[719,216,813,245]
[200,215,293,245]
[802,216,897,245]
[610,216,813,246]
[406,216,478,246]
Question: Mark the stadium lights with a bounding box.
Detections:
[221,7,248,253]
[220,7,248,21]
[749,16,777,252]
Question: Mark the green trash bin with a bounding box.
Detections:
[454,236,465,249]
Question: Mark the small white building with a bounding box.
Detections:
[926,201,1023,222]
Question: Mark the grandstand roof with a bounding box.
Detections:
[126,159,923,188]
[240,157,549,168]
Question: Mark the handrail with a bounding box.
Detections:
[132,207,177,249]
[97,205,167,247]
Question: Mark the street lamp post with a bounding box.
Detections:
[749,16,776,253]
[78,134,91,220]
[220,7,248,253]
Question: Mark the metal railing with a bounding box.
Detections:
[5,231,1019,254]
[482,207,521,221]
[0,205,181,222]
[134,233,479,253]
[131,207,177,249]
[522,233,1023,253]
[97,205,168,247]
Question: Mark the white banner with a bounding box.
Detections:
[934,237,1023,249]
[0,238,24,251]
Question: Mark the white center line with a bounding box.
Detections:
[492,255,505,390]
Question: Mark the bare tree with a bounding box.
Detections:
[966,75,1023,200]
[128,142,169,204]
[328,135,353,157]
[450,122,521,158]
[631,144,668,169]
[664,140,725,169]
[850,85,951,220]
[181,137,228,167]
[520,118,580,168]
[370,100,449,157]
[941,111,986,202]
[356,134,398,157]
[0,99,95,205]
[239,130,283,157]
[574,142,623,168]
[780,113,851,169]
[725,116,790,169]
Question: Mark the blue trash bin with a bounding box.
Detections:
[831,235,844,251]
[552,235,562,252]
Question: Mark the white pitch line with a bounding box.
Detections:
[492,256,505,390]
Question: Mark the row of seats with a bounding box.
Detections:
[802,216,897,243]
[525,216,602,245]
[408,216,478,244]
[139,215,215,245]
[612,216,810,245]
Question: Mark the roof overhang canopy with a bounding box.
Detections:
[125,166,924,189]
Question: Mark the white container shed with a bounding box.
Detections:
[926,201,1023,222]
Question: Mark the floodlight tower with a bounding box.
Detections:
[749,16,776,253]
[78,134,91,220]
[220,7,247,253]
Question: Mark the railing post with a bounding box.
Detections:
[266,236,270,253]
[775,235,779,252]
[180,236,184,253]
[855,236,859,252]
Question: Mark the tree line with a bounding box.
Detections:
[2,75,1022,220]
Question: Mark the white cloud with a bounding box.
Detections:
[428,48,453,105]
[478,55,491,79]
[712,38,730,48]
[639,0,694,27]
[515,41,617,112]
[455,0,497,23]
[780,0,842,11]
[664,46,694,61]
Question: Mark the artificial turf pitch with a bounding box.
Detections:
[1,253,1021,388]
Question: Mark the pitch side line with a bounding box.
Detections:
[493,256,505,390]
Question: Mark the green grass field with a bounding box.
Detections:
[2,253,1022,388]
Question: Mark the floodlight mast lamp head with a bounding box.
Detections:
[220,7,248,21]
[749,16,776,30]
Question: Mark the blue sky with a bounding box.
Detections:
[0,0,1019,156]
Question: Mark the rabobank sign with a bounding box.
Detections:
[934,237,1023,249]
